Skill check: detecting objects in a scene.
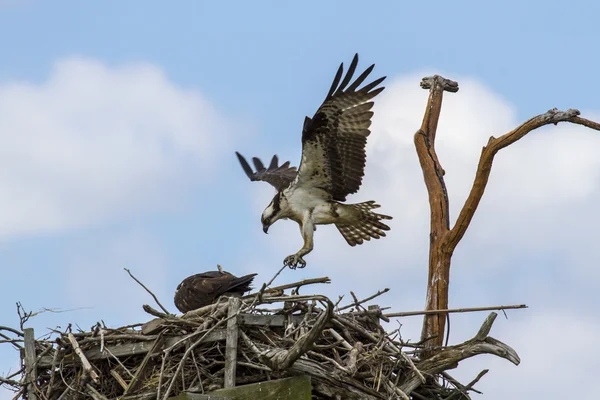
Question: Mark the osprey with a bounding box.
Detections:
[174,271,257,313]
[236,54,391,269]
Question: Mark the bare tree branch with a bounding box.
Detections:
[416,72,600,355]
[445,108,594,250]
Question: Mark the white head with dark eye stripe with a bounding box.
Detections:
[261,191,286,234]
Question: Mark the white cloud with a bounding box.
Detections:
[0,58,231,238]
[245,71,600,398]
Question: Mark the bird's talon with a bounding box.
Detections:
[284,255,306,270]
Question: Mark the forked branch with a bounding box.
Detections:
[416,74,600,353]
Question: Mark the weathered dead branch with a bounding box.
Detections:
[416,74,600,353]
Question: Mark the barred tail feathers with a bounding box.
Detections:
[335,201,392,246]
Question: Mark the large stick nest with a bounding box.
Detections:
[1,277,519,400]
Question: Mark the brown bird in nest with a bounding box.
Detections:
[174,268,257,313]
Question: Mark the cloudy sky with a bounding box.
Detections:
[1,1,600,399]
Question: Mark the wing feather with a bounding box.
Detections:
[236,152,297,192]
[294,54,386,201]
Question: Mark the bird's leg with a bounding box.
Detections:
[284,210,314,269]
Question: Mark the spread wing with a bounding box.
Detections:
[236,152,297,192]
[294,54,385,202]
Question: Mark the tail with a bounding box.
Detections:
[228,273,258,293]
[335,201,392,246]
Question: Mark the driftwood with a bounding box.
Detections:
[415,75,600,352]
[0,276,523,400]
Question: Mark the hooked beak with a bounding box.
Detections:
[262,223,269,234]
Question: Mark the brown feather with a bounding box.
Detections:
[297,54,386,201]
[174,271,257,313]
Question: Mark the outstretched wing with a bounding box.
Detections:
[235,152,297,192]
[294,54,385,202]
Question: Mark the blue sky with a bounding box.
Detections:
[1,1,600,399]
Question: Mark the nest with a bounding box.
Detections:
[1,276,520,400]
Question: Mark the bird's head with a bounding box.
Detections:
[261,192,284,234]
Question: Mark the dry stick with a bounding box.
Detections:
[464,369,489,392]
[66,333,99,384]
[327,329,353,351]
[102,346,134,378]
[160,312,239,400]
[123,268,170,315]
[244,264,287,311]
[264,264,287,288]
[143,304,169,318]
[266,277,331,292]
[109,370,128,391]
[399,352,425,384]
[86,383,108,400]
[259,296,334,370]
[0,376,21,387]
[4,368,24,382]
[10,388,24,400]
[338,288,390,311]
[384,304,527,318]
[0,326,24,337]
[45,347,61,399]
[123,334,165,396]
[442,369,487,400]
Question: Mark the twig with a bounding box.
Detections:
[0,326,24,337]
[327,329,353,351]
[160,312,239,400]
[0,375,21,387]
[384,304,527,318]
[338,288,389,311]
[17,303,33,331]
[86,383,108,400]
[66,333,99,384]
[264,265,287,289]
[265,277,331,293]
[45,348,61,400]
[399,352,425,384]
[143,304,169,318]
[124,268,170,315]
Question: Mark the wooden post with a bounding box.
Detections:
[224,297,241,388]
[23,328,38,400]
[211,376,312,400]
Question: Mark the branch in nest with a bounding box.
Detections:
[399,312,519,394]
[384,304,527,318]
[243,295,334,371]
[123,268,171,315]
[338,288,389,312]
[67,333,100,384]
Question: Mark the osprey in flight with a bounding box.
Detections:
[174,270,257,313]
[236,54,391,269]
